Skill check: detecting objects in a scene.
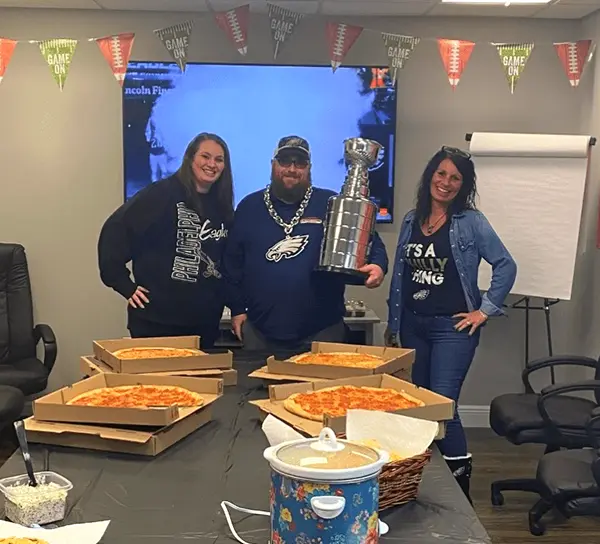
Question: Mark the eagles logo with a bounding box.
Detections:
[265,235,310,263]
[413,289,430,301]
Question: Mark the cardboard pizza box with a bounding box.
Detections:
[23,405,212,457]
[265,342,414,380]
[81,355,238,386]
[33,373,223,427]
[249,365,411,384]
[249,374,453,439]
[93,336,233,374]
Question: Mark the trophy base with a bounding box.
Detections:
[315,264,368,278]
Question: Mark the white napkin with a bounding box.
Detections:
[346,409,438,459]
[261,415,303,446]
[0,520,110,543]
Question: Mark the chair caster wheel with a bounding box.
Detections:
[529,521,545,536]
[491,488,504,506]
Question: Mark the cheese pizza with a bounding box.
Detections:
[0,539,49,544]
[112,347,203,360]
[66,384,204,408]
[283,385,425,422]
[289,351,386,369]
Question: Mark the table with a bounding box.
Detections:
[0,352,491,544]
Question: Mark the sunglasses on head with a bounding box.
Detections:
[276,156,309,169]
[441,146,472,159]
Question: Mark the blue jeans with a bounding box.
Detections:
[400,310,480,458]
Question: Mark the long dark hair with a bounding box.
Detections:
[176,132,234,223]
[414,148,477,225]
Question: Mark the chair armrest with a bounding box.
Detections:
[522,355,598,393]
[587,407,600,449]
[537,380,600,445]
[33,324,57,373]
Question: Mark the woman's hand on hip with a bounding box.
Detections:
[128,286,150,309]
[453,310,487,335]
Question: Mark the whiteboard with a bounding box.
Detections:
[468,132,591,301]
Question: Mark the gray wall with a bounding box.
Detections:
[0,8,593,405]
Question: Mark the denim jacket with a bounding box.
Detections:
[387,209,517,334]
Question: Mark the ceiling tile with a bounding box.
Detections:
[322,1,435,16]
[95,0,210,10]
[0,0,99,7]
[534,3,600,18]
[427,3,542,17]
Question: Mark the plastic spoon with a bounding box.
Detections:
[13,420,37,487]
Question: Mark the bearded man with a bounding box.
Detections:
[222,136,388,352]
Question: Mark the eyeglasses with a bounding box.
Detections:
[277,157,309,169]
[441,146,472,159]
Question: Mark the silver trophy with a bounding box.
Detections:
[318,137,383,276]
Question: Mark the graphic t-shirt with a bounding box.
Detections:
[402,220,468,316]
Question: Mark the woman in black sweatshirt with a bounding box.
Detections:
[98,132,234,348]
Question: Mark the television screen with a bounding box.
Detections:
[123,62,397,222]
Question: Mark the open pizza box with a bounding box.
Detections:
[23,404,212,456]
[250,374,453,440]
[249,365,412,384]
[81,355,238,386]
[265,341,415,380]
[93,335,233,374]
[33,373,223,427]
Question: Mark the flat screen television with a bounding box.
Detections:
[122,62,397,223]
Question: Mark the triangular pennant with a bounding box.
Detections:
[267,2,304,60]
[437,39,475,90]
[495,42,534,94]
[95,33,135,87]
[214,4,250,56]
[0,38,17,84]
[154,21,193,72]
[554,40,593,88]
[381,33,420,83]
[38,38,78,91]
[326,23,363,72]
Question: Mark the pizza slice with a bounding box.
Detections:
[289,351,386,369]
[66,384,204,408]
[112,347,204,360]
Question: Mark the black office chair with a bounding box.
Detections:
[529,399,600,535]
[0,243,57,396]
[489,354,600,505]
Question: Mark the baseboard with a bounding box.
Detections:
[458,405,490,428]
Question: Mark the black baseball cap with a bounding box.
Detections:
[273,136,311,160]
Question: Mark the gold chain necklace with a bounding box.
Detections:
[426,213,446,234]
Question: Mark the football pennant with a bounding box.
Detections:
[39,38,78,91]
[554,40,593,88]
[437,39,475,90]
[154,20,193,72]
[326,22,363,72]
[94,33,135,86]
[495,42,534,94]
[0,38,17,84]
[214,4,250,56]
[267,2,304,59]
[382,33,420,83]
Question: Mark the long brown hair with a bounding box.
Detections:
[176,132,234,223]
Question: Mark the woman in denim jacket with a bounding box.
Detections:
[386,146,516,502]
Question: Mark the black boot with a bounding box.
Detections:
[443,454,473,504]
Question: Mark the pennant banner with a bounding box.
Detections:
[267,2,304,59]
[326,23,363,72]
[39,38,77,91]
[496,42,534,94]
[382,33,420,83]
[437,39,475,90]
[214,4,250,56]
[0,38,17,83]
[95,33,135,86]
[554,40,592,88]
[154,20,193,72]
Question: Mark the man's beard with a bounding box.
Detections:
[270,173,311,203]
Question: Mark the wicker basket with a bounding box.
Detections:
[378,449,432,511]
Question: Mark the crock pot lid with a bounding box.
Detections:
[275,428,379,470]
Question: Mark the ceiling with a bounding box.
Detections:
[0,0,598,19]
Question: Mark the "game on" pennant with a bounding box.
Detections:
[381,33,420,83]
[154,21,193,72]
[38,38,78,91]
[495,42,535,94]
[267,3,304,60]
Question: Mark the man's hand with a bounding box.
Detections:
[128,286,150,309]
[358,264,385,289]
[231,313,247,341]
[384,328,399,347]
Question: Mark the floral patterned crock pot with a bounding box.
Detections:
[264,428,389,544]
